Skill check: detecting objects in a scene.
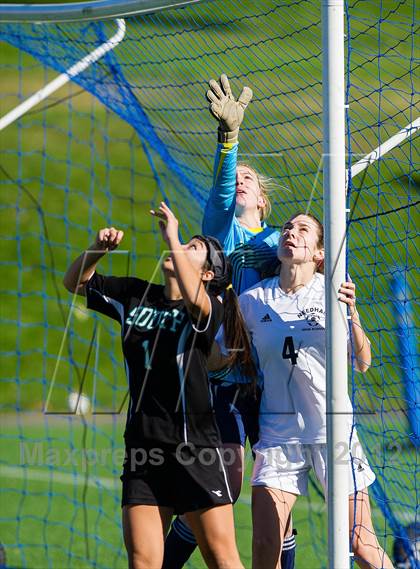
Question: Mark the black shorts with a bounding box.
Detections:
[211,383,261,447]
[121,444,233,515]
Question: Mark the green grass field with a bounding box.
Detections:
[1,417,402,568]
[0,1,417,567]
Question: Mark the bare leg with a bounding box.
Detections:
[252,486,297,569]
[349,489,394,569]
[283,512,294,538]
[122,504,173,569]
[186,504,244,569]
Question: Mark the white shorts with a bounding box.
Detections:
[251,439,376,496]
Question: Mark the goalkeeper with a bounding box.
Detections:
[162,75,296,569]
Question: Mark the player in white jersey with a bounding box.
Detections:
[239,213,394,568]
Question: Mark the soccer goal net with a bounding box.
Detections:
[0,1,418,567]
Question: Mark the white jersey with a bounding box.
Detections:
[240,273,353,445]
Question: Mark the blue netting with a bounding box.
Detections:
[0,1,418,567]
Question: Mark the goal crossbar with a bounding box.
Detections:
[0,0,211,23]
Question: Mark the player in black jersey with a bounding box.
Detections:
[63,202,256,569]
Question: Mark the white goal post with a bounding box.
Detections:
[322,1,350,567]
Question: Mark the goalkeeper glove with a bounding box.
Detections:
[206,74,253,143]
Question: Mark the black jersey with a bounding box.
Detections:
[86,272,224,448]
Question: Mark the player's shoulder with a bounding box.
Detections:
[235,223,279,245]
[209,293,224,313]
[120,275,154,296]
[261,224,280,241]
[91,273,155,299]
[301,273,325,304]
[311,272,325,291]
[240,276,278,301]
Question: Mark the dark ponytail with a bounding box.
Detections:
[222,287,258,382]
[196,234,258,384]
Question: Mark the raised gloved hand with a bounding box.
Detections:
[206,74,253,143]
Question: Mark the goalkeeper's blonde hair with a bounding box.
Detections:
[237,162,279,221]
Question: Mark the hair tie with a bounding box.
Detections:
[226,283,233,290]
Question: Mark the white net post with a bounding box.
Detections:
[322,1,350,567]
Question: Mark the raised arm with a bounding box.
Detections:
[63,228,124,296]
[151,202,211,320]
[338,279,372,373]
[202,74,252,244]
[202,142,238,234]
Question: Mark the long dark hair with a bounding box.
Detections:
[196,235,257,381]
[223,285,257,380]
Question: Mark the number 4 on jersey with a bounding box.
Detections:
[282,336,298,365]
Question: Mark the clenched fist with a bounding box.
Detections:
[93,227,124,251]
